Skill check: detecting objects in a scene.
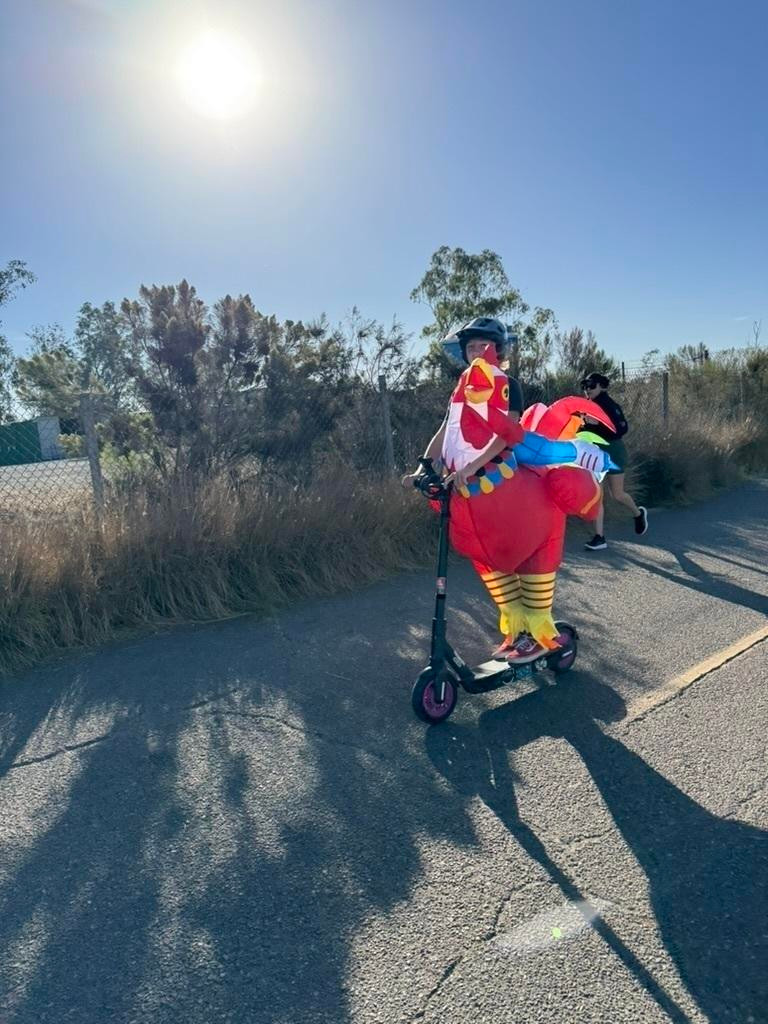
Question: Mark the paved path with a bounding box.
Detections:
[1,481,766,1023]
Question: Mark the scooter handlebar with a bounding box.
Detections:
[413,458,448,498]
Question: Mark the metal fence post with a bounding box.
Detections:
[661,371,669,426]
[79,392,104,517]
[378,375,396,476]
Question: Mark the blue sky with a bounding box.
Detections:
[1,0,766,365]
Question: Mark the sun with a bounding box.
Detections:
[175,32,260,120]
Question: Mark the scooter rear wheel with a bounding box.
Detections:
[551,622,578,675]
[412,670,458,724]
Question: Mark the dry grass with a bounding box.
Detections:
[0,470,434,676]
[628,407,767,506]
[2,407,766,677]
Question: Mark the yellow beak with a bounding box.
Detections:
[465,385,494,404]
[465,359,495,405]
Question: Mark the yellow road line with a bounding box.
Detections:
[626,624,768,724]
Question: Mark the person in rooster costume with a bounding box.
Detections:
[405,317,618,663]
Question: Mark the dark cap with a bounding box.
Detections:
[580,372,610,390]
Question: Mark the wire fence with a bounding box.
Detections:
[0,395,103,520]
[0,367,763,521]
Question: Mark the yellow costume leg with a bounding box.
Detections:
[478,570,526,639]
[520,572,560,648]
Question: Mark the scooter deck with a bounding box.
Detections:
[474,658,514,680]
[472,657,547,683]
[458,658,541,695]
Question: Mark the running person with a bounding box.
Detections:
[580,372,648,550]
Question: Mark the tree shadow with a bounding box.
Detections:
[0,698,187,1022]
[616,545,768,618]
[426,670,768,1024]
[0,604,485,1024]
[614,481,768,616]
[2,536,764,1023]
[683,546,768,579]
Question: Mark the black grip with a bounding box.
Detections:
[413,458,445,497]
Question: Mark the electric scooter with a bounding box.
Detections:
[411,458,578,724]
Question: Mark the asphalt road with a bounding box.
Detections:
[1,481,767,1024]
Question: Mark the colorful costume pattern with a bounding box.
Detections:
[440,346,616,648]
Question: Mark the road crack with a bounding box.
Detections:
[484,877,549,939]
[207,707,403,770]
[558,826,616,854]
[408,957,461,1022]
[3,731,116,771]
[1,689,242,772]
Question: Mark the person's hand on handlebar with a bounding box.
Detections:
[443,465,472,489]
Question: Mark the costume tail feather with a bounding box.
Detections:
[544,467,602,520]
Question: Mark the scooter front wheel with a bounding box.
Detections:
[411,670,458,724]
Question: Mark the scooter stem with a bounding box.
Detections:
[430,489,451,668]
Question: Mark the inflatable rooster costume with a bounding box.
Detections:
[433,318,616,662]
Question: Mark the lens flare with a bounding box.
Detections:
[495,898,612,955]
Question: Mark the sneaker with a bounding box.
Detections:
[634,506,648,536]
[505,634,549,663]
[584,534,607,551]
[491,636,518,661]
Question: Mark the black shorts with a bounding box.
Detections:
[606,439,628,475]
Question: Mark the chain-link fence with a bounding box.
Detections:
[0,366,763,520]
[524,364,763,434]
[0,394,103,521]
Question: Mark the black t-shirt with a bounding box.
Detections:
[590,391,628,441]
[507,376,523,415]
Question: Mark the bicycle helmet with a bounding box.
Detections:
[444,317,508,364]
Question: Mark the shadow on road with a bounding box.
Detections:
[1,478,766,1023]
[0,695,187,1022]
[0,618,483,1024]
[426,670,768,1024]
[618,543,768,619]
[572,479,768,619]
